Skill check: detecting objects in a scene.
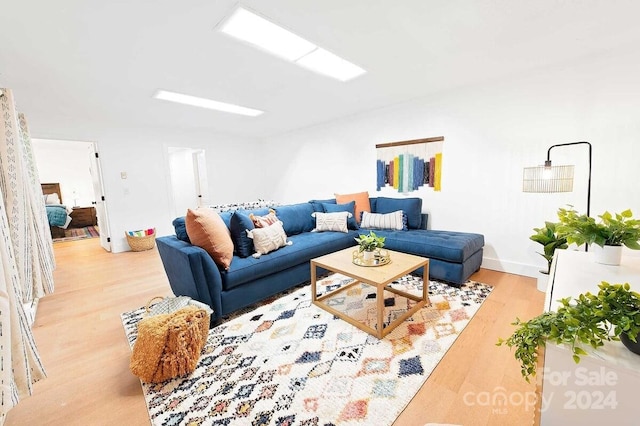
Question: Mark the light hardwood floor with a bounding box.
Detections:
[6,238,544,426]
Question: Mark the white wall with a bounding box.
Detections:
[261,47,640,277]
[89,127,261,252]
[34,46,640,268]
[32,139,95,207]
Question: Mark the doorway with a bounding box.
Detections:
[167,147,209,218]
[32,138,111,251]
[88,143,111,251]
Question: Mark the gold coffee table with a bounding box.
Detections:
[311,247,430,339]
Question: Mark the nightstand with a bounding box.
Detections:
[70,206,97,228]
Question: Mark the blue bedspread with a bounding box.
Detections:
[46,205,68,227]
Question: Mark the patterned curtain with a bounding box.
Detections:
[0,89,54,301]
[19,112,56,297]
[0,88,49,414]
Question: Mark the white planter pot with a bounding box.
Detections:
[537,271,550,292]
[591,244,623,266]
[363,250,375,262]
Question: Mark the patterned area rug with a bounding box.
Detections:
[53,225,99,242]
[121,274,492,426]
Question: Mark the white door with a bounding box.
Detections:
[167,147,208,217]
[88,143,111,252]
[193,150,209,207]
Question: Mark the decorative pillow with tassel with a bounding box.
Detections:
[246,221,292,258]
[249,209,279,228]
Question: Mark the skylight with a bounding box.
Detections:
[219,7,316,61]
[153,90,264,117]
[218,7,366,82]
[296,48,366,82]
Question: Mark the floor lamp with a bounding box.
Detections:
[523,141,592,250]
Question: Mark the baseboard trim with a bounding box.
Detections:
[481,257,542,278]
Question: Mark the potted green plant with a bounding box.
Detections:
[497,281,640,381]
[530,221,568,291]
[556,207,640,265]
[354,231,385,261]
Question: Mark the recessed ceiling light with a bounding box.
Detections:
[153,90,264,117]
[296,48,366,82]
[218,7,366,82]
[219,7,316,61]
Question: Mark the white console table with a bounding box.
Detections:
[540,250,640,425]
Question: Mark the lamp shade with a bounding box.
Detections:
[522,165,574,193]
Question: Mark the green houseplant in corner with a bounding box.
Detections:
[556,207,640,265]
[497,281,640,382]
[530,221,568,291]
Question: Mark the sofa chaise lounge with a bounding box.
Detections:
[157,197,484,323]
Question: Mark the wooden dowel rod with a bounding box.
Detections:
[376,136,444,149]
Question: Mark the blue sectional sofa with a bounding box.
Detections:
[156,197,484,323]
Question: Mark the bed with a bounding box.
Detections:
[41,183,72,239]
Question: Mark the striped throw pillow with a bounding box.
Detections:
[360,210,406,231]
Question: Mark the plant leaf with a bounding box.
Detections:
[574,347,588,356]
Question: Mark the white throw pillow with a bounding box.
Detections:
[360,210,404,231]
[311,211,351,233]
[45,193,61,205]
[246,221,292,258]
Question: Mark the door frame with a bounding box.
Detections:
[89,142,112,252]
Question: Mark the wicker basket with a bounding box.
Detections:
[126,229,156,252]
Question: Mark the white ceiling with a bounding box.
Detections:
[2,0,640,140]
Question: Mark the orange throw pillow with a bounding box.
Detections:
[335,191,371,224]
[185,208,234,270]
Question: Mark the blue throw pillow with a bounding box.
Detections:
[229,212,255,258]
[275,203,316,235]
[308,198,336,212]
[218,211,234,229]
[322,202,358,230]
[241,207,271,217]
[172,217,191,243]
[375,197,422,229]
[369,197,377,212]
